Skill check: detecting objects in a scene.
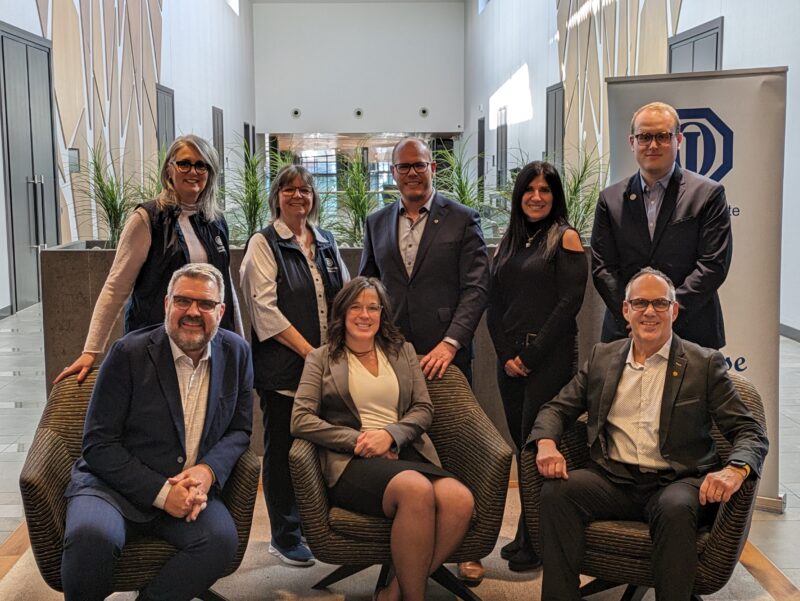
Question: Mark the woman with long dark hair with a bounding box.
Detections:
[292,276,474,601]
[487,161,587,571]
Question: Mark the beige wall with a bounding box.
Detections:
[557,0,684,169]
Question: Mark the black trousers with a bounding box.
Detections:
[258,389,302,549]
[496,362,541,551]
[539,464,716,601]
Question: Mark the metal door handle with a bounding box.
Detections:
[26,177,40,247]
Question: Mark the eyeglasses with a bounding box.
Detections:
[171,295,221,313]
[393,162,431,175]
[626,297,673,312]
[347,303,382,315]
[280,186,314,197]
[172,160,210,174]
[632,132,675,146]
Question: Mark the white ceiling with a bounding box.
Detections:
[251,0,463,3]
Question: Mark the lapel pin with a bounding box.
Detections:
[434,219,439,224]
[672,371,679,377]
[629,193,637,200]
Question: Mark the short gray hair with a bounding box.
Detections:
[167,263,225,302]
[624,267,676,301]
[268,164,321,225]
[158,135,222,221]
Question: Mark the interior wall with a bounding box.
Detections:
[462,0,559,189]
[676,0,800,331]
[160,0,255,173]
[252,1,464,135]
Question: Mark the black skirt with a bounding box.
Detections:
[329,446,454,517]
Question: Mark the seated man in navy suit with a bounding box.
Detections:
[61,263,253,601]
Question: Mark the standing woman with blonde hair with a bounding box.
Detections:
[56,134,241,384]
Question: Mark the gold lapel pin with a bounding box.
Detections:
[672,371,679,377]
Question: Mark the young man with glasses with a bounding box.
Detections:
[359,137,490,585]
[530,267,768,601]
[591,101,733,350]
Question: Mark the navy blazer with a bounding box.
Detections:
[66,325,254,522]
[591,166,732,349]
[359,192,490,360]
[529,335,768,482]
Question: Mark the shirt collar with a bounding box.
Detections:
[169,335,211,365]
[399,189,435,215]
[274,217,326,244]
[626,334,672,367]
[639,163,675,192]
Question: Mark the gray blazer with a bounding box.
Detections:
[528,335,768,482]
[291,341,441,487]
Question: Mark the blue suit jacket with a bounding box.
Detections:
[591,166,732,349]
[358,192,489,361]
[65,325,253,522]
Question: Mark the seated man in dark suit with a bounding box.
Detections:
[529,267,768,601]
[61,263,253,601]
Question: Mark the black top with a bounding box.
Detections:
[124,201,235,333]
[487,222,588,368]
[250,224,345,391]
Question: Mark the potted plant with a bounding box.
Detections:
[225,140,270,242]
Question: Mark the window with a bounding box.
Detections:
[496,106,508,187]
[478,0,491,14]
[668,17,723,73]
[545,83,564,170]
[156,85,175,152]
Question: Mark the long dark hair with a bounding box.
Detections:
[327,276,405,360]
[492,160,570,275]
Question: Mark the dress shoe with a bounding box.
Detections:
[508,547,542,572]
[457,560,485,586]
[500,538,522,560]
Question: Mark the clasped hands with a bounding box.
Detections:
[504,356,530,378]
[354,429,398,460]
[164,464,214,522]
[536,439,747,504]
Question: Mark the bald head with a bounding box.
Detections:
[392,137,432,164]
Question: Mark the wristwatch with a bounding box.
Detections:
[727,460,751,479]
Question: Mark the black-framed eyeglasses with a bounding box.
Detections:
[172,160,210,174]
[626,297,673,312]
[280,186,314,197]
[632,132,675,146]
[171,295,221,313]
[393,162,431,175]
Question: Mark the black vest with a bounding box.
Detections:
[124,201,235,333]
[251,224,344,390]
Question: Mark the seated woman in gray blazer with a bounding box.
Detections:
[292,276,475,601]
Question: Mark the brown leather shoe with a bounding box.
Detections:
[457,560,485,586]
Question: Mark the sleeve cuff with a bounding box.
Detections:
[153,481,172,509]
[443,337,462,351]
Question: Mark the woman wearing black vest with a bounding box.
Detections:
[487,161,587,572]
[239,165,349,566]
[55,134,240,385]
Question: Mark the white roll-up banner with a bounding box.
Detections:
[606,68,787,511]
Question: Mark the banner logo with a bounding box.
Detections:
[677,107,733,182]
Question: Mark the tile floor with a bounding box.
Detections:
[0,304,799,588]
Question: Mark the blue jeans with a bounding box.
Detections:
[62,493,238,601]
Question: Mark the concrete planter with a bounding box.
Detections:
[42,243,604,451]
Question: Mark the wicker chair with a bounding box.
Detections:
[289,364,513,601]
[19,372,261,601]
[519,372,766,601]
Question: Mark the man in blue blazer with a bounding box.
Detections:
[359,137,489,384]
[61,263,253,601]
[591,101,732,349]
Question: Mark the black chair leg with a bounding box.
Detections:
[430,566,483,601]
[313,564,372,589]
[580,578,625,597]
[197,589,230,601]
[690,596,703,601]
[618,585,648,601]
